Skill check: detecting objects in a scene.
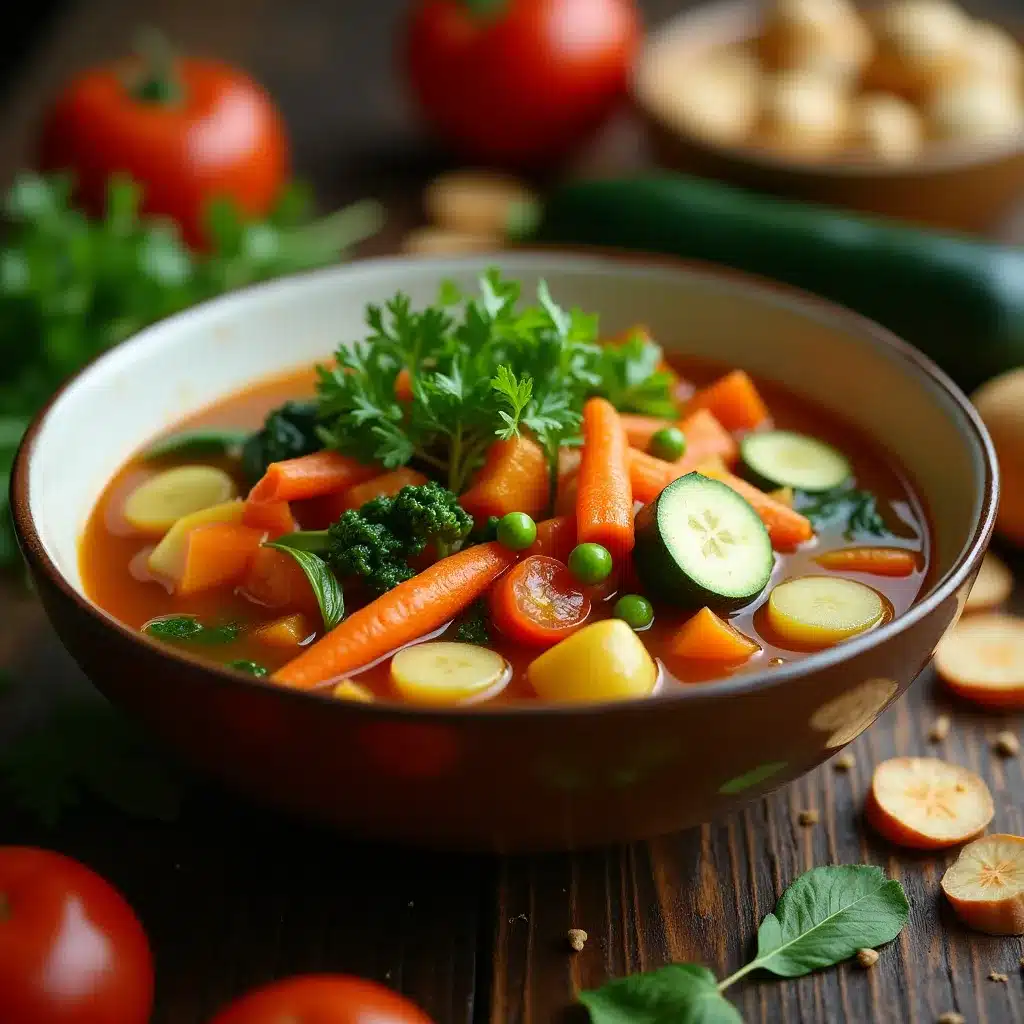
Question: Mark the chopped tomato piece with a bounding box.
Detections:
[490,555,592,647]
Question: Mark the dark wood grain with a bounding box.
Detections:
[1,0,1022,1021]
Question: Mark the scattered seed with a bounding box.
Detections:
[989,971,1009,983]
[568,928,588,952]
[834,752,856,771]
[994,731,1020,757]
[937,1014,965,1024]
[929,715,951,742]
[798,809,820,827]
[856,947,880,968]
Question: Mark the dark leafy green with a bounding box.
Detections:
[227,659,269,678]
[144,428,250,460]
[143,615,241,644]
[454,603,490,645]
[265,542,344,630]
[796,485,889,540]
[240,400,322,483]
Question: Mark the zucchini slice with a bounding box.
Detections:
[633,473,773,608]
[740,430,850,493]
[768,575,885,649]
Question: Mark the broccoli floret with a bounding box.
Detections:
[454,605,490,645]
[241,400,321,483]
[325,482,473,596]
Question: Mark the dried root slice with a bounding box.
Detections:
[934,613,1024,709]
[964,553,1013,613]
[941,834,1024,935]
[866,756,994,849]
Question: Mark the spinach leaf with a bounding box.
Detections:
[581,965,742,1024]
[227,659,269,677]
[144,428,251,460]
[265,542,344,630]
[796,486,889,540]
[144,615,240,644]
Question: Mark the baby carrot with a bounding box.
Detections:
[343,467,429,510]
[248,450,379,504]
[576,397,634,561]
[273,542,519,690]
[815,547,919,577]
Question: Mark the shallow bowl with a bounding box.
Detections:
[12,252,997,851]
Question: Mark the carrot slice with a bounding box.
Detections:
[941,834,1024,935]
[698,464,813,551]
[490,555,591,647]
[343,467,429,510]
[241,547,321,619]
[394,367,414,403]
[273,542,519,690]
[678,408,739,466]
[686,369,769,431]
[177,523,263,597]
[256,613,314,649]
[815,546,920,577]
[248,451,379,504]
[965,553,1013,613]
[241,499,297,540]
[621,413,675,451]
[934,613,1024,709]
[865,756,994,849]
[576,398,634,561]
[528,516,577,564]
[460,435,550,523]
[669,607,761,662]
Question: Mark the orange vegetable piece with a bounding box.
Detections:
[459,435,550,523]
[343,467,429,510]
[669,607,761,662]
[394,367,414,402]
[865,757,994,850]
[240,547,321,619]
[678,408,739,466]
[698,463,813,551]
[177,523,263,597]
[942,834,1024,935]
[490,555,591,648]
[815,546,920,577]
[621,413,674,451]
[965,553,1013,613]
[934,613,1024,709]
[248,450,379,504]
[256,613,314,649]
[576,397,634,561]
[294,492,349,531]
[241,499,296,539]
[274,542,519,690]
[528,516,577,564]
[686,369,769,432]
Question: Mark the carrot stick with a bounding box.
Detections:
[242,499,297,539]
[248,451,379,504]
[528,516,577,563]
[621,414,675,450]
[177,523,263,597]
[686,370,769,431]
[670,607,761,661]
[241,547,321,619]
[576,397,634,561]
[698,464,813,551]
[815,547,919,577]
[343,467,429,510]
[460,435,550,522]
[273,542,519,689]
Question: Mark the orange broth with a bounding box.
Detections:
[80,358,930,703]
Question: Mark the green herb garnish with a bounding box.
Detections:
[581,865,909,1022]
[596,328,679,418]
[264,542,344,631]
[454,603,490,645]
[143,615,241,644]
[143,428,251,460]
[227,659,269,678]
[796,485,890,540]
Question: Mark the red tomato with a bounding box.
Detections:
[39,53,288,246]
[405,0,640,165]
[210,975,435,1024]
[491,554,591,646]
[0,847,153,1024]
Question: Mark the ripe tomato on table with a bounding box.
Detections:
[39,40,288,246]
[0,847,153,1024]
[405,0,640,165]
[210,975,435,1024]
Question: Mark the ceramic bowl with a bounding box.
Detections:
[633,0,1024,233]
[12,252,997,852]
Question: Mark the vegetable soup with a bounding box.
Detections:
[80,273,929,705]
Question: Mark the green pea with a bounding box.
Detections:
[613,594,654,631]
[568,542,613,585]
[496,512,537,551]
[648,426,686,463]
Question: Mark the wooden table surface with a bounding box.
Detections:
[1,2,1023,1022]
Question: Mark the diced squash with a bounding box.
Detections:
[390,642,509,705]
[123,466,236,535]
[686,369,769,431]
[527,620,658,703]
[670,607,760,661]
[147,500,243,580]
[177,523,263,596]
[256,613,314,649]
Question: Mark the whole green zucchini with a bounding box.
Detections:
[516,175,1024,393]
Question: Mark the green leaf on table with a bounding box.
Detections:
[752,865,909,977]
[143,428,251,460]
[0,700,184,825]
[266,542,344,630]
[144,615,241,644]
[580,965,743,1024]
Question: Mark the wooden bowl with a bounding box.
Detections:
[633,0,1024,233]
[11,252,997,851]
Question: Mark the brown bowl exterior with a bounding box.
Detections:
[634,0,1024,233]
